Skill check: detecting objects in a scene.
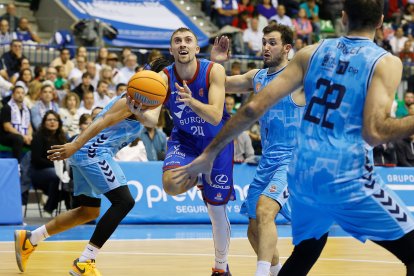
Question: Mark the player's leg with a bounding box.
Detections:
[204,142,234,276]
[14,165,100,273]
[335,183,414,275]
[162,139,199,195]
[247,219,259,255]
[278,194,333,276]
[70,158,134,276]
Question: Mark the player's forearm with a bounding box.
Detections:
[364,115,414,146]
[189,100,223,126]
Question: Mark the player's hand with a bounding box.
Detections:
[47,143,78,161]
[171,152,215,185]
[126,95,145,119]
[210,36,230,63]
[175,81,194,107]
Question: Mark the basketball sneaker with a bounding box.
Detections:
[211,265,232,276]
[14,230,37,272]
[69,258,102,276]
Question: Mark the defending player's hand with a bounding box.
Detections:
[171,152,215,185]
[47,143,78,161]
[126,95,145,119]
[210,36,230,63]
[175,81,194,107]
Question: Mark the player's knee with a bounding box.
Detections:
[256,205,276,224]
[122,193,135,213]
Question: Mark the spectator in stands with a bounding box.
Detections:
[68,55,86,90]
[54,65,68,90]
[225,94,236,115]
[59,92,80,138]
[121,47,132,64]
[116,83,127,96]
[0,19,12,44]
[114,137,148,162]
[288,37,305,59]
[374,26,393,53]
[45,66,58,86]
[389,27,408,55]
[10,57,30,84]
[293,8,313,44]
[0,74,13,103]
[249,121,262,155]
[269,5,294,29]
[373,142,398,166]
[50,48,75,78]
[31,110,67,215]
[73,72,94,101]
[147,49,164,64]
[319,0,343,35]
[238,0,255,16]
[94,80,111,108]
[395,136,414,166]
[214,0,239,28]
[0,39,25,80]
[99,65,116,95]
[86,62,99,88]
[95,47,108,70]
[257,0,277,19]
[78,113,92,134]
[232,10,250,30]
[24,81,42,109]
[138,126,167,161]
[13,17,41,44]
[31,65,46,86]
[107,52,127,85]
[247,61,256,71]
[15,68,33,95]
[0,86,32,162]
[299,0,320,41]
[243,16,262,56]
[0,3,19,32]
[77,91,94,116]
[31,84,59,130]
[120,53,138,82]
[91,106,103,120]
[396,90,414,117]
[399,40,414,63]
[71,46,88,65]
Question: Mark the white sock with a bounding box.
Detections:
[269,263,282,276]
[79,244,100,262]
[255,260,271,276]
[207,204,230,271]
[29,225,49,245]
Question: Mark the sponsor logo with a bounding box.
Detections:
[214,192,223,201]
[336,60,349,75]
[255,82,261,92]
[133,92,160,105]
[174,104,186,119]
[269,185,277,193]
[179,116,206,125]
[215,174,228,185]
[336,41,363,55]
[172,145,186,158]
[321,54,335,69]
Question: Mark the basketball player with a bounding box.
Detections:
[129,27,232,276]
[210,24,304,276]
[13,59,169,276]
[174,1,414,274]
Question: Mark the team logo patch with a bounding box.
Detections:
[215,174,228,185]
[269,185,277,193]
[214,192,223,201]
[199,88,204,97]
[255,83,261,92]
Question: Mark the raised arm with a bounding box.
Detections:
[363,54,414,145]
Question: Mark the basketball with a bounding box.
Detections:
[127,70,167,110]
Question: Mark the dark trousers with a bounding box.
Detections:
[0,132,25,162]
[31,167,60,213]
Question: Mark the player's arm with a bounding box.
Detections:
[177,63,226,125]
[363,54,414,145]
[225,69,258,94]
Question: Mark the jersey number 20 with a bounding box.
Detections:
[303,78,346,129]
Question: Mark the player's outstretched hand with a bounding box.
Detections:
[47,143,78,161]
[211,36,230,63]
[126,95,145,118]
[175,81,193,107]
[172,152,215,185]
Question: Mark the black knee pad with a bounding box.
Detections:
[104,185,135,213]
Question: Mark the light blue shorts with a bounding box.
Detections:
[71,157,127,198]
[240,154,291,220]
[290,182,414,245]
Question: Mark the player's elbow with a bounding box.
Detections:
[244,102,262,120]
[362,127,384,147]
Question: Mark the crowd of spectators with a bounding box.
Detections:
[3,1,414,214]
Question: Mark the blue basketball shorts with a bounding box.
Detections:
[163,132,235,205]
[289,180,414,245]
[240,153,292,220]
[71,157,127,198]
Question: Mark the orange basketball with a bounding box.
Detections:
[127,70,167,110]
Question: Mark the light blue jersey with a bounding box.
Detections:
[240,67,304,219]
[70,93,143,166]
[288,37,414,245]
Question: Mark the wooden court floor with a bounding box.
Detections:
[0,237,404,275]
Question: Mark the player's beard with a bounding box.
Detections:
[264,53,283,68]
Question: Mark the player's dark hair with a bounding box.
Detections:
[170,27,198,45]
[263,23,293,46]
[344,0,383,32]
[150,57,172,73]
